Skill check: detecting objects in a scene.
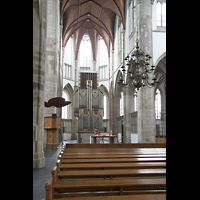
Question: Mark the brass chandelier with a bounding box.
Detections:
[117,34,159,92]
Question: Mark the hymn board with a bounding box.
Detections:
[74,72,104,132]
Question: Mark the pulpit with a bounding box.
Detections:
[44,114,61,150]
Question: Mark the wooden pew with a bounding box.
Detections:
[45,143,166,200]
[59,157,166,163]
[62,143,166,154]
[58,161,166,170]
[52,178,166,198]
[57,168,166,180]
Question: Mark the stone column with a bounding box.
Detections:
[33,0,47,169]
[109,49,114,135]
[44,0,61,117]
[136,0,156,142]
[93,60,96,71]
[75,60,78,86]
[123,84,134,143]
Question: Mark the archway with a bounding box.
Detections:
[154,53,166,138]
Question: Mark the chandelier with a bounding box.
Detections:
[117,34,159,94]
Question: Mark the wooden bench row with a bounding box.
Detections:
[57,168,166,179]
[58,161,166,170]
[45,143,166,200]
[59,157,166,163]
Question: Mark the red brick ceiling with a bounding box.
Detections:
[60,0,125,60]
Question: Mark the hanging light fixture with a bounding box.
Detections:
[118,32,159,92]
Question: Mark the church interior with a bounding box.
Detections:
[33,0,166,199]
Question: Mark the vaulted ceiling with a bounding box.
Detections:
[60,0,125,60]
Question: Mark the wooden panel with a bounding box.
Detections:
[155,137,166,143]
[44,118,52,129]
[44,115,61,129]
[47,130,53,144]
[46,129,57,150]
[56,118,61,129]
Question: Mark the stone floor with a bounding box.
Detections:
[33,140,77,200]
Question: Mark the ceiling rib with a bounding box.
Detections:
[60,0,125,61]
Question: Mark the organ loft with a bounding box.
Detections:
[73,72,104,132]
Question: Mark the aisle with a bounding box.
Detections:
[33,141,77,200]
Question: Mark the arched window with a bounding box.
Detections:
[79,34,92,70]
[64,36,72,65]
[157,1,166,27]
[155,89,161,119]
[118,21,123,65]
[103,95,107,119]
[62,91,69,119]
[129,0,136,35]
[120,92,124,116]
[134,94,137,111]
[64,36,72,78]
[99,36,108,66]
[99,36,108,79]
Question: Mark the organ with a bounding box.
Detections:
[74,72,104,132]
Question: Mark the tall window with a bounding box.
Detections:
[129,0,136,35]
[118,21,123,65]
[64,36,72,78]
[79,34,92,69]
[62,91,69,119]
[99,36,108,80]
[134,95,137,111]
[103,95,107,119]
[120,92,124,116]
[64,36,72,65]
[157,1,166,27]
[155,89,161,119]
[99,36,108,66]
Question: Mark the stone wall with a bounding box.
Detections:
[33,0,47,169]
[43,0,62,149]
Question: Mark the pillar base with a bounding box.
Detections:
[33,151,45,169]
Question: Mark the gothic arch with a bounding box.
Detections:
[100,84,109,119]
[114,70,123,98]
[100,84,109,98]
[154,53,166,120]
[63,83,74,119]
[154,52,166,91]
[63,83,74,99]
[155,52,166,70]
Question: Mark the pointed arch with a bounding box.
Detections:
[155,52,166,70]
[62,83,74,119]
[100,84,109,119]
[114,70,123,98]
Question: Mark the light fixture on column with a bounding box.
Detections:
[118,32,159,92]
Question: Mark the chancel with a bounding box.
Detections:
[33,0,166,200]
